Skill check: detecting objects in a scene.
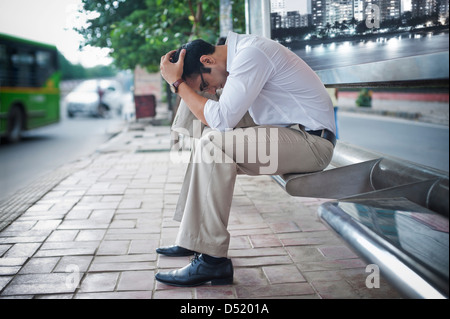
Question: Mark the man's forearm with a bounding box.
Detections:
[177,82,209,126]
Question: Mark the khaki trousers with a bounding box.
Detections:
[172,123,334,257]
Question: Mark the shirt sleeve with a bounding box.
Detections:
[204,47,275,131]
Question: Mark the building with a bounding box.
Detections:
[271,0,287,16]
[311,0,328,27]
[438,0,449,21]
[271,0,311,28]
[311,0,402,28]
[412,0,437,16]
[411,0,449,21]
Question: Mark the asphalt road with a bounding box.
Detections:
[337,112,449,172]
[294,32,449,71]
[0,115,124,202]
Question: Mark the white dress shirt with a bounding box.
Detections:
[204,32,336,134]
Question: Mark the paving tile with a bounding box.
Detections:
[54,255,94,273]
[0,266,21,275]
[285,246,327,263]
[40,241,99,251]
[97,240,130,255]
[129,239,160,254]
[235,283,315,298]
[298,259,367,272]
[268,221,301,233]
[104,230,160,241]
[89,261,155,272]
[0,257,28,267]
[119,200,142,209]
[249,234,282,248]
[195,286,236,299]
[0,236,47,244]
[310,280,360,299]
[232,255,292,267]
[0,244,11,256]
[58,220,110,230]
[65,209,92,220]
[74,291,152,299]
[0,276,13,291]
[3,221,36,232]
[228,247,286,258]
[117,270,154,291]
[19,257,60,274]
[34,247,97,257]
[35,293,74,299]
[295,219,328,232]
[79,272,120,293]
[89,210,115,223]
[153,288,193,299]
[109,220,136,229]
[262,265,306,284]
[2,273,77,296]
[92,254,156,264]
[318,245,359,260]
[47,230,79,242]
[234,267,268,285]
[229,236,252,250]
[76,229,106,241]
[4,243,41,257]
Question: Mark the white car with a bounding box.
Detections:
[66,79,125,118]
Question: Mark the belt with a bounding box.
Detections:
[307,129,336,147]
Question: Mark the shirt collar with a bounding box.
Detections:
[225,31,238,73]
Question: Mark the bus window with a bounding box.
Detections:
[11,50,35,87]
[0,44,7,86]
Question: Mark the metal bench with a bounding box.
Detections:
[272,141,449,298]
[272,142,449,217]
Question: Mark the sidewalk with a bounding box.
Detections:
[337,92,449,126]
[0,119,402,299]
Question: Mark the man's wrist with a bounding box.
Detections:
[171,78,185,93]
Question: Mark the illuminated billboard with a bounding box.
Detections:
[266,0,449,85]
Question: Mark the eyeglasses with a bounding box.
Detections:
[199,72,209,92]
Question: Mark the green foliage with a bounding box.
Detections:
[76,0,245,71]
[356,89,372,108]
[58,51,117,80]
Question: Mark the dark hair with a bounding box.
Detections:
[170,39,215,80]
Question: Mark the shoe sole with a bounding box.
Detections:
[155,276,233,287]
[156,251,195,257]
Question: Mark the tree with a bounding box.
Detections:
[76,0,245,72]
[58,51,117,80]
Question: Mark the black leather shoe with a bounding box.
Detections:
[155,254,234,287]
[156,245,196,257]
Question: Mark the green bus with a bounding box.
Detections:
[0,33,61,142]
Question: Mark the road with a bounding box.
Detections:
[0,115,124,202]
[294,32,449,71]
[336,112,449,172]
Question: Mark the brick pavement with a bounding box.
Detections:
[0,123,402,299]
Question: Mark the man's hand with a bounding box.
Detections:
[160,49,186,85]
[160,48,209,126]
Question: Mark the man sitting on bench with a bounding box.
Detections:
[156,31,336,287]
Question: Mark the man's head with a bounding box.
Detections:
[170,39,228,94]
